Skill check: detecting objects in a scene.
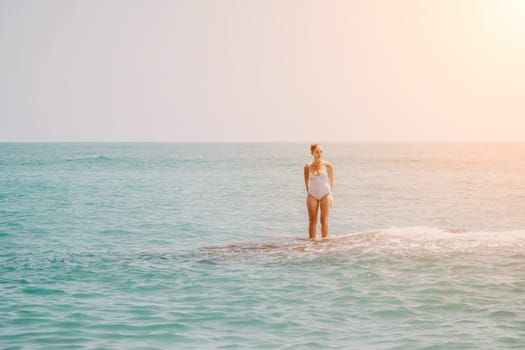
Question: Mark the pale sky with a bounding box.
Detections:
[1,0,524,142]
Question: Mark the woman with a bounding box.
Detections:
[304,143,334,239]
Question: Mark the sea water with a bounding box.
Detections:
[1,143,525,349]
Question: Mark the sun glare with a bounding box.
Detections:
[476,0,525,46]
[505,0,525,27]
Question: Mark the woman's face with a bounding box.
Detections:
[312,147,323,160]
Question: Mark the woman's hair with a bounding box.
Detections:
[310,143,320,154]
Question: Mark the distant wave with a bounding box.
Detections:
[0,155,115,167]
[65,155,112,162]
[4,154,213,167]
[62,155,206,165]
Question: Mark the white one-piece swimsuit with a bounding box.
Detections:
[308,167,331,201]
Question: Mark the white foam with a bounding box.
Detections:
[197,227,525,259]
[339,226,525,255]
[375,226,525,244]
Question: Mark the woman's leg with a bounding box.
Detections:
[306,194,319,239]
[319,194,333,238]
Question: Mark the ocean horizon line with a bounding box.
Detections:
[2,140,525,144]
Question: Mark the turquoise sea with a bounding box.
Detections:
[1,143,525,349]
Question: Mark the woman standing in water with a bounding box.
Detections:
[304,143,334,239]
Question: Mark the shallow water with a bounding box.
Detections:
[1,143,525,349]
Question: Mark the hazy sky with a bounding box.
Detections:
[1,0,524,142]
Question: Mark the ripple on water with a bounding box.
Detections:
[22,287,65,296]
[2,228,525,349]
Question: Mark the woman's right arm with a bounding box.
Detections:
[304,163,310,192]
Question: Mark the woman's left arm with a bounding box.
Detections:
[327,162,334,191]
